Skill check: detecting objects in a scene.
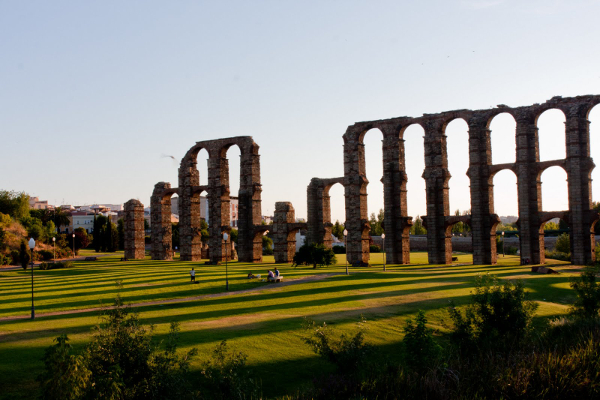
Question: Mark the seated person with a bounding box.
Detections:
[267,270,275,280]
[247,272,256,279]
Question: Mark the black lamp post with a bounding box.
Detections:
[343,229,348,275]
[223,232,229,291]
[72,233,75,258]
[381,233,386,272]
[52,237,56,262]
[502,231,505,257]
[28,238,35,320]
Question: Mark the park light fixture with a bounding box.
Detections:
[28,238,35,320]
[381,233,386,272]
[223,232,229,291]
[502,231,505,258]
[72,233,75,258]
[52,237,56,262]
[343,229,348,275]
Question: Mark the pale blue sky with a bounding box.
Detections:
[2,0,600,223]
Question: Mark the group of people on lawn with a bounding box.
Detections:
[189,267,281,283]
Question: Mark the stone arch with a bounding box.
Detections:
[444,117,471,217]
[489,112,517,165]
[536,108,567,162]
[540,166,569,212]
[307,177,344,248]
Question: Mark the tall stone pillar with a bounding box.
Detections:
[124,199,145,260]
[565,106,596,264]
[343,136,370,266]
[208,154,230,263]
[382,127,411,264]
[150,182,173,260]
[515,111,544,264]
[468,116,497,265]
[422,120,452,264]
[238,143,263,262]
[179,158,202,261]
[273,202,297,263]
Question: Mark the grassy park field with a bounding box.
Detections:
[0,251,577,399]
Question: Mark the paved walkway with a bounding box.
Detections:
[0,273,340,322]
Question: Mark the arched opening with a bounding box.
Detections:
[403,123,426,226]
[197,148,209,187]
[589,104,600,206]
[492,169,519,259]
[445,118,471,217]
[537,108,566,162]
[540,166,569,212]
[225,145,241,228]
[362,128,385,262]
[542,217,570,261]
[327,182,346,254]
[490,112,517,164]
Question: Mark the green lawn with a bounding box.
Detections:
[0,251,577,399]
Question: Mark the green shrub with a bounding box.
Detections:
[19,240,30,270]
[38,298,198,400]
[402,311,441,371]
[369,244,381,253]
[39,262,49,270]
[555,232,571,253]
[293,243,336,269]
[303,317,371,374]
[199,340,260,400]
[10,249,19,265]
[447,274,538,350]
[0,254,11,265]
[332,245,346,254]
[546,249,571,261]
[38,250,53,261]
[569,265,600,319]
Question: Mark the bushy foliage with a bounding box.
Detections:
[38,297,198,400]
[402,311,441,371]
[293,243,336,269]
[545,249,571,261]
[410,216,427,235]
[39,261,74,270]
[331,220,344,240]
[19,240,30,270]
[447,274,538,350]
[303,317,371,373]
[331,245,346,254]
[555,232,571,254]
[199,340,261,400]
[369,244,381,253]
[369,209,384,236]
[569,265,600,319]
[0,190,29,220]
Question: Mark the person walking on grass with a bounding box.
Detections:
[190,267,195,283]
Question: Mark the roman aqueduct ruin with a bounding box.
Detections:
[123,94,600,266]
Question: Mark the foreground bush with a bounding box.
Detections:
[447,274,538,351]
[570,265,600,319]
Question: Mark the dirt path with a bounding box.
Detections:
[0,273,340,322]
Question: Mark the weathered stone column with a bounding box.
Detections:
[179,157,202,261]
[382,126,411,264]
[124,199,145,260]
[306,178,324,246]
[468,115,497,265]
[150,182,173,260]
[238,142,263,262]
[422,119,452,264]
[564,105,596,264]
[343,133,370,266]
[207,153,230,263]
[273,202,297,263]
[515,110,544,264]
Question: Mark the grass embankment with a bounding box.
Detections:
[0,251,575,399]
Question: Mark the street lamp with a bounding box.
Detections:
[28,238,35,320]
[52,237,56,262]
[72,233,76,258]
[502,231,505,258]
[223,232,229,291]
[381,233,386,272]
[343,229,348,275]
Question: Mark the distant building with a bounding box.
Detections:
[29,197,50,210]
[70,211,94,234]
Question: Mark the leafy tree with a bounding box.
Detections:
[199,340,260,400]
[0,190,29,220]
[144,218,150,231]
[555,233,570,254]
[38,297,198,400]
[229,228,238,245]
[402,310,441,371]
[303,317,371,374]
[19,215,45,241]
[448,274,538,350]
[117,218,125,250]
[411,216,427,235]
[53,207,71,232]
[332,220,345,240]
[200,219,209,243]
[569,265,600,319]
[73,228,90,253]
[369,209,384,236]
[293,243,337,269]
[262,234,273,255]
[544,221,560,231]
[171,222,180,249]
[19,240,31,270]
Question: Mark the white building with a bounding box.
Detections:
[70,211,94,234]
